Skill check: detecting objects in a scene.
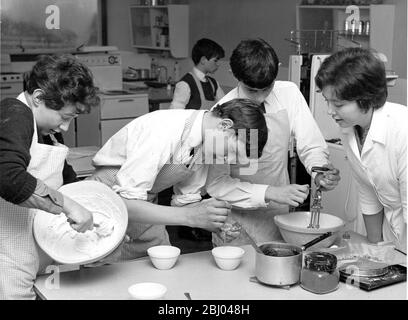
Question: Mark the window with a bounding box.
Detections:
[0,0,102,53]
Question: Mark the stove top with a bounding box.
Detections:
[0,72,23,82]
[101,90,135,96]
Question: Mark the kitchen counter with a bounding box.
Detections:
[34,232,406,300]
[123,81,173,112]
[67,146,99,178]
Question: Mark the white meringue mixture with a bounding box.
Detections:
[44,194,120,259]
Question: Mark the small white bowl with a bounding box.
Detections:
[147,245,181,270]
[211,246,245,271]
[128,282,167,300]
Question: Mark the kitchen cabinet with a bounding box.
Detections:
[129,5,189,58]
[76,93,149,147]
[296,4,395,69]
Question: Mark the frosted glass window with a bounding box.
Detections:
[0,0,100,53]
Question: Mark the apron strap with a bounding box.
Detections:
[170,110,201,166]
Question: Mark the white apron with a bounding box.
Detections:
[89,111,201,260]
[213,105,291,246]
[189,72,217,110]
[0,96,68,300]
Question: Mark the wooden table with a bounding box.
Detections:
[34,241,406,300]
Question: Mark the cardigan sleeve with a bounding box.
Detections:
[0,98,37,204]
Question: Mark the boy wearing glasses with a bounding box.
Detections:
[206,38,340,246]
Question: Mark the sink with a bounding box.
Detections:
[144,81,167,88]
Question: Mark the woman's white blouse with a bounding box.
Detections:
[341,102,407,242]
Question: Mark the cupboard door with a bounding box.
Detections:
[129,5,189,58]
[100,95,149,119]
[76,105,101,147]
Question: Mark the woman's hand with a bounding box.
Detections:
[63,196,94,233]
[183,198,232,233]
[265,184,309,207]
[314,164,341,191]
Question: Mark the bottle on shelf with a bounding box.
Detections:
[350,19,356,35]
[173,61,180,82]
[151,58,158,79]
[358,20,364,35]
[365,20,370,36]
[344,20,349,35]
[166,77,172,92]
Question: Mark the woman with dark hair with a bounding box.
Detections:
[0,54,100,299]
[89,98,270,260]
[315,47,407,252]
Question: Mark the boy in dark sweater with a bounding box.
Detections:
[170,38,225,110]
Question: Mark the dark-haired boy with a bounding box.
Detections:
[206,39,341,247]
[170,38,225,110]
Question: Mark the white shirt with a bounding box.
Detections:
[341,102,407,243]
[92,109,267,208]
[201,81,329,202]
[170,67,225,109]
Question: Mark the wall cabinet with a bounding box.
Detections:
[129,5,189,58]
[75,93,149,147]
[296,4,395,69]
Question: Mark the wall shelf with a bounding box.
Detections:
[295,4,395,69]
[129,4,189,58]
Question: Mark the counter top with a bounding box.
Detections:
[34,236,406,300]
[67,146,99,178]
[146,87,174,104]
[123,81,173,106]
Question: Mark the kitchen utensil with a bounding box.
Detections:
[128,67,150,80]
[308,187,322,228]
[139,68,150,79]
[274,211,345,249]
[239,226,263,254]
[255,232,332,286]
[308,166,330,228]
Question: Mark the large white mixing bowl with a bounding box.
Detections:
[33,180,128,265]
[274,211,345,249]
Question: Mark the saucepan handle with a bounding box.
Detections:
[301,231,333,251]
